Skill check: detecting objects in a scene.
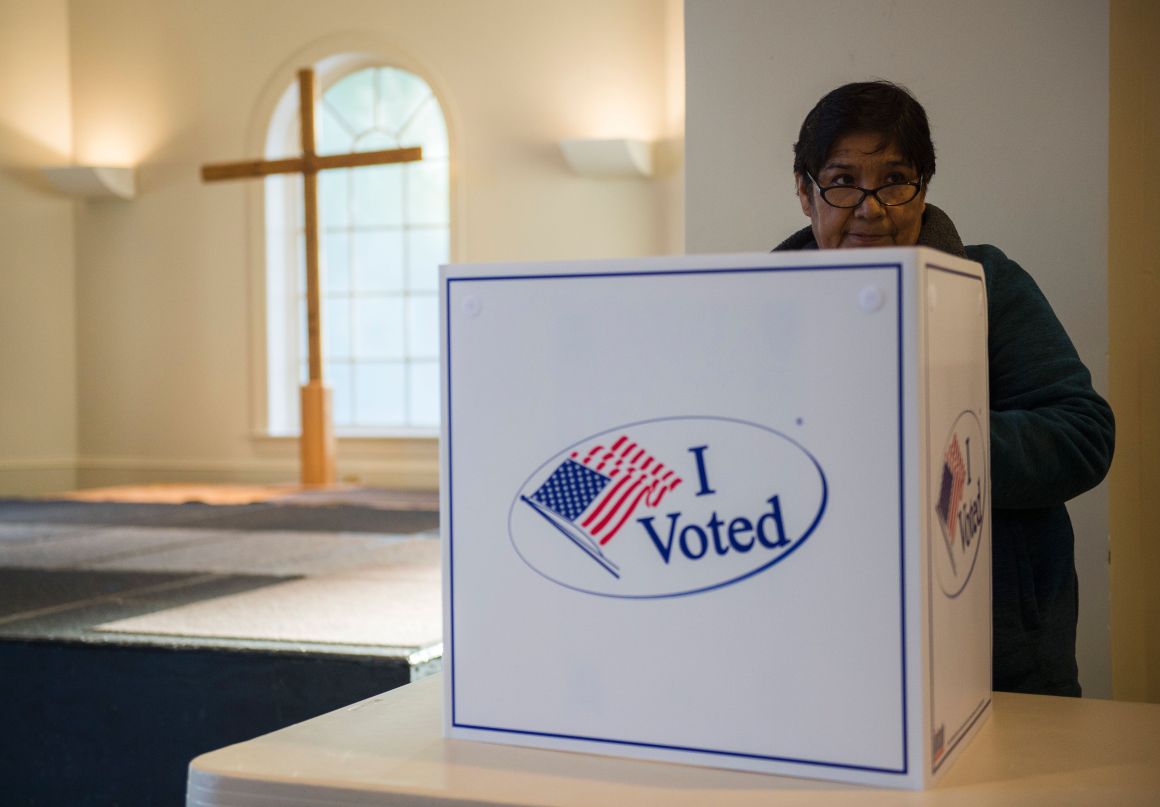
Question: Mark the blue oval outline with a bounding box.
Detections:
[507,415,829,599]
[937,409,987,599]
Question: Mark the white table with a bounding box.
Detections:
[188,674,1160,806]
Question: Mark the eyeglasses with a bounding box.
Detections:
[806,172,923,209]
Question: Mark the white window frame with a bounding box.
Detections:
[256,52,455,442]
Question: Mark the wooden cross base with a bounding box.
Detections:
[300,381,336,486]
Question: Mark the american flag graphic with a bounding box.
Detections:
[935,436,967,571]
[522,435,683,576]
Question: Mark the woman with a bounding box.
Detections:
[774,81,1114,696]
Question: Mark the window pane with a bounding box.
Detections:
[377,68,431,132]
[406,228,447,293]
[408,362,440,428]
[406,160,449,225]
[356,129,398,152]
[400,98,448,159]
[354,297,404,359]
[323,232,350,294]
[324,297,351,360]
[271,64,452,435]
[273,373,300,435]
[326,70,376,134]
[297,298,308,363]
[407,295,438,359]
[352,229,404,293]
[329,361,354,426]
[319,104,354,154]
[352,164,403,227]
[319,170,350,228]
[355,361,405,425]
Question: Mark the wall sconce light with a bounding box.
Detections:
[41,165,137,200]
[559,138,654,178]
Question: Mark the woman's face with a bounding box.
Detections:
[795,131,926,249]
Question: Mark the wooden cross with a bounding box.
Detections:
[202,68,422,485]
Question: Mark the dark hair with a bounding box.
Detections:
[793,81,935,184]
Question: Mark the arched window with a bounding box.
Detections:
[265,61,450,437]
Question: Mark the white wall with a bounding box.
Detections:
[684,0,1112,696]
[0,0,77,494]
[61,0,679,490]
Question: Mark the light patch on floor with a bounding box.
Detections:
[52,483,439,510]
[94,542,441,649]
[54,483,305,505]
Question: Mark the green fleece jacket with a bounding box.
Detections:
[775,205,1115,696]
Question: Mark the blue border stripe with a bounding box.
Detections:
[897,267,909,770]
[445,275,457,724]
[933,698,991,774]
[447,262,901,286]
[447,263,908,775]
[926,264,980,281]
[452,721,907,775]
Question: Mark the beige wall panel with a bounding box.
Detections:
[0,0,77,493]
[1109,0,1160,703]
[66,0,678,484]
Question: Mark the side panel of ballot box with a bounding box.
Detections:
[440,249,989,789]
[918,253,992,784]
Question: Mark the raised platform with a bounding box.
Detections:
[0,487,442,806]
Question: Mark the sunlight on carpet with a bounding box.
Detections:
[50,483,439,510]
[93,539,442,648]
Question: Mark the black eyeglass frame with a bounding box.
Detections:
[806,171,924,209]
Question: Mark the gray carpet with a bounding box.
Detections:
[0,498,439,533]
[0,495,443,806]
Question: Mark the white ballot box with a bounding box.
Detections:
[440,248,991,789]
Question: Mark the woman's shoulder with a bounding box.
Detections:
[964,243,1015,268]
[963,244,1038,295]
[963,244,1060,329]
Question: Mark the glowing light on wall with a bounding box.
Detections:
[75,125,149,168]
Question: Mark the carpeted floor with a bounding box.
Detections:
[0,498,439,533]
[0,486,443,807]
